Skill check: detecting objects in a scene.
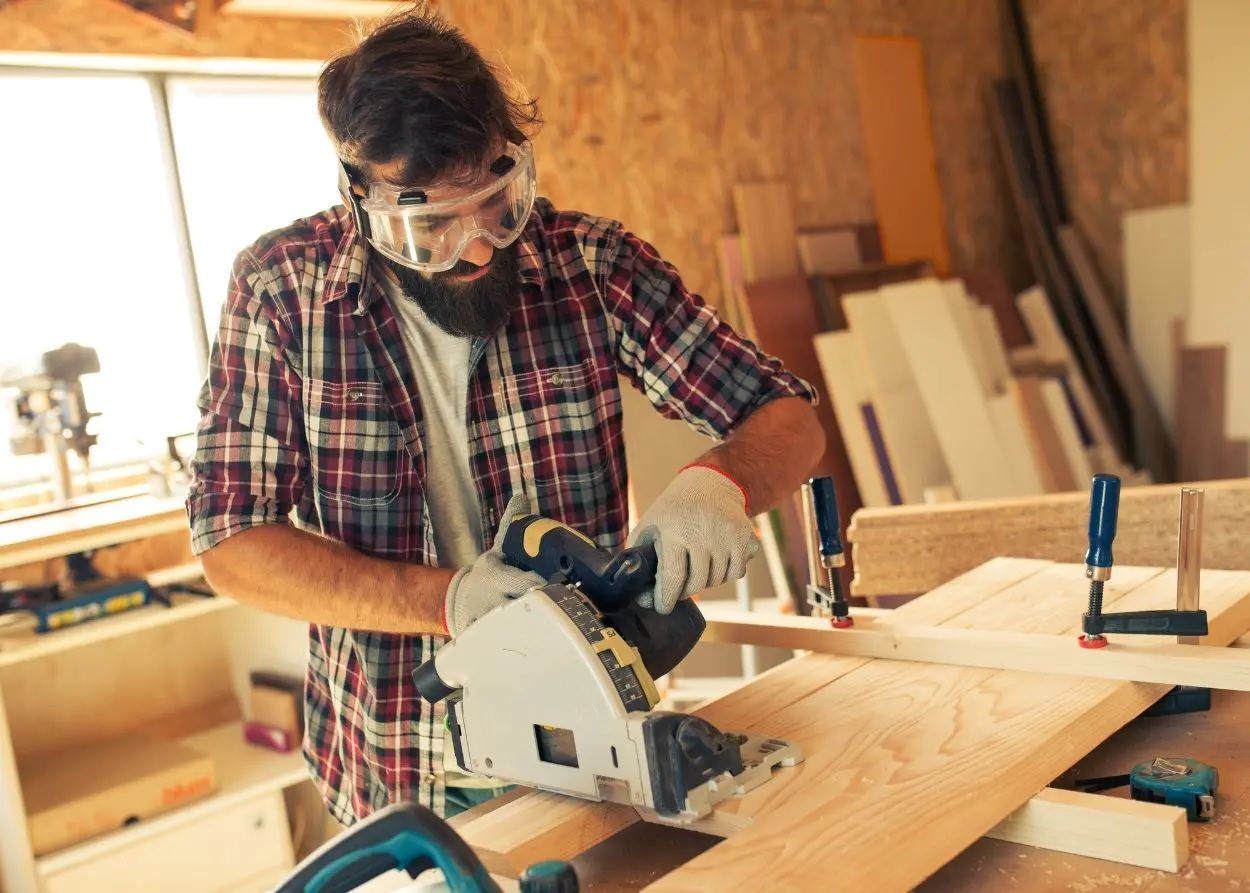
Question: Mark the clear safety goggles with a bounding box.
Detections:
[341,141,537,273]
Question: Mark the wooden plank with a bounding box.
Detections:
[812,331,891,507]
[701,611,1250,692]
[985,788,1187,873]
[732,183,800,282]
[883,279,1028,500]
[942,280,998,398]
[1008,375,1073,492]
[219,0,397,18]
[1189,0,1250,438]
[851,35,950,275]
[0,689,37,893]
[987,392,1047,496]
[795,229,860,276]
[1040,377,1094,486]
[0,494,189,572]
[848,478,1250,598]
[843,289,949,503]
[1123,203,1189,435]
[1176,337,1250,480]
[1016,286,1122,467]
[975,304,1013,391]
[1057,225,1174,479]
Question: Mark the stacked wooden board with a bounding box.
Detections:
[455,558,1250,888]
[988,0,1174,481]
[815,277,1135,511]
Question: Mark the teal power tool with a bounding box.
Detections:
[1077,758,1219,821]
[273,801,577,892]
[1079,474,1209,648]
[804,476,852,628]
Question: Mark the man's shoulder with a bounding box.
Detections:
[239,205,351,272]
[527,199,623,274]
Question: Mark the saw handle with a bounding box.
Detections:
[500,514,657,613]
[271,802,501,893]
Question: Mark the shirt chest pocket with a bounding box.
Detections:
[485,360,610,489]
[306,379,406,507]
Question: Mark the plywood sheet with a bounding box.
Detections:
[852,35,950,276]
[1123,204,1189,435]
[1040,376,1093,487]
[848,478,1250,598]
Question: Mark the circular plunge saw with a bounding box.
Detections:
[413,514,802,824]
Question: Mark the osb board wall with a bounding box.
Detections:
[0,0,1185,313]
[1025,0,1188,306]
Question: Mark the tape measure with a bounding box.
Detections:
[1077,757,1218,821]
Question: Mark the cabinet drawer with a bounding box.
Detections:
[41,791,293,893]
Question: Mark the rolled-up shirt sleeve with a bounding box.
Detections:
[600,229,817,440]
[186,249,307,555]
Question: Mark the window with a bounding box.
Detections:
[0,64,336,493]
[165,77,340,333]
[0,71,202,487]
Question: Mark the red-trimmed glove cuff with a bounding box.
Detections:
[681,462,750,513]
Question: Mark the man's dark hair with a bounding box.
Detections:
[318,6,540,188]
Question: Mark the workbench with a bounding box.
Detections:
[453,558,1250,890]
[467,689,1248,891]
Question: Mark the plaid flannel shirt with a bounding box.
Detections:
[187,198,815,824]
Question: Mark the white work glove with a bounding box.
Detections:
[443,493,545,637]
[627,465,760,614]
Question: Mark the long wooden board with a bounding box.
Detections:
[0,494,189,571]
[848,478,1250,598]
[852,35,950,275]
[458,560,1250,889]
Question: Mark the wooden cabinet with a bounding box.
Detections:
[0,546,309,892]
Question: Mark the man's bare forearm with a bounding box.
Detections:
[199,525,455,635]
[697,397,825,513]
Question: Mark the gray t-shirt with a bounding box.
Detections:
[376,273,483,568]
[375,270,497,790]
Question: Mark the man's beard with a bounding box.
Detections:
[381,247,521,338]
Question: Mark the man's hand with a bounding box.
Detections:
[444,493,546,637]
[627,466,759,614]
